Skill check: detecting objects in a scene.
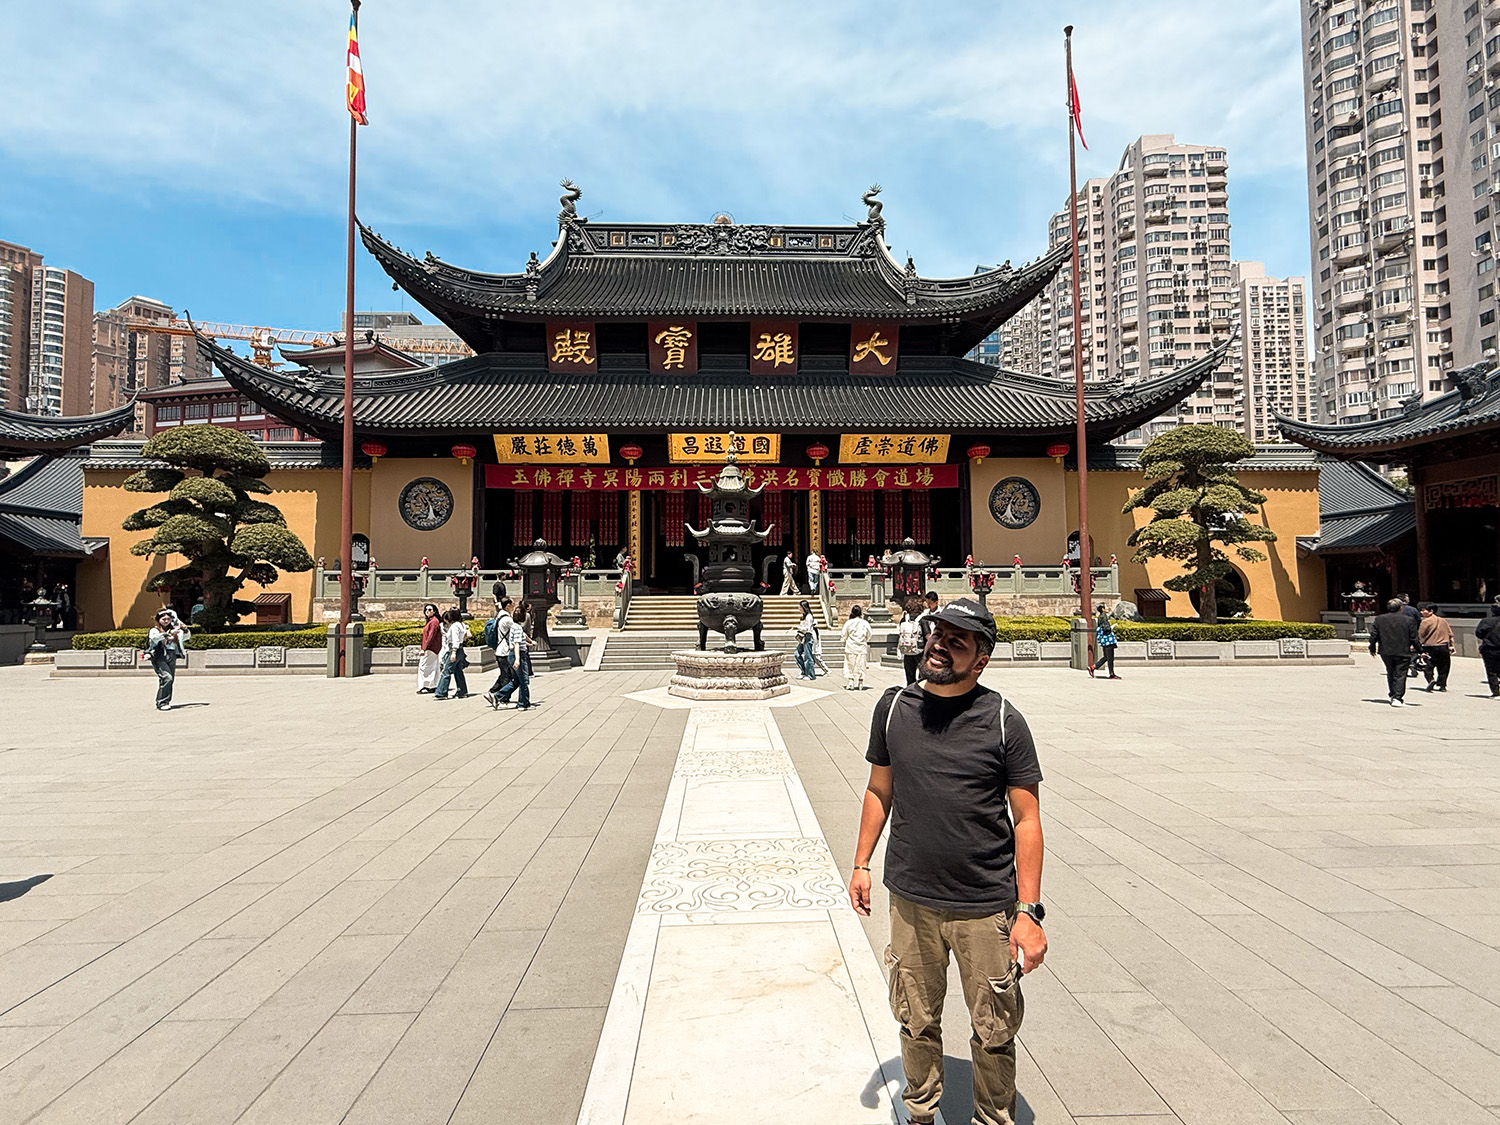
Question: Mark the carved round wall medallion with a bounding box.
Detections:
[399,477,454,531]
[988,477,1041,530]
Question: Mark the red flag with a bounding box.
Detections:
[1069,71,1087,150]
[346,9,368,126]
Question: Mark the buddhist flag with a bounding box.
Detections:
[1069,70,1087,150]
[346,8,368,126]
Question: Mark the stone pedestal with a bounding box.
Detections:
[668,649,791,700]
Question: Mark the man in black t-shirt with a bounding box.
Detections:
[849,597,1046,1125]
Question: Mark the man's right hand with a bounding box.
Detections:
[849,868,872,916]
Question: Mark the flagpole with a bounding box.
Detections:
[338,0,361,676]
[1064,24,1094,661]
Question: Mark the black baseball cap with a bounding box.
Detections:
[930,597,996,645]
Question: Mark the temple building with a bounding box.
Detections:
[1279,362,1500,609]
[75,189,1330,626]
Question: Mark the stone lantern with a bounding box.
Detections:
[25,589,58,660]
[515,539,570,655]
[882,538,937,605]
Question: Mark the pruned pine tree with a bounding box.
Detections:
[123,426,313,628]
[1122,425,1276,624]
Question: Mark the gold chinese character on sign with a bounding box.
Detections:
[852,329,892,366]
[753,332,795,367]
[551,328,594,366]
[654,325,693,370]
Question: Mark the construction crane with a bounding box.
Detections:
[123,319,337,368]
[123,319,472,367]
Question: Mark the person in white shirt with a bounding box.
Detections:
[494,601,533,709]
[806,551,823,595]
[841,604,874,690]
[795,599,819,679]
[780,551,798,595]
[433,608,471,700]
[146,608,190,711]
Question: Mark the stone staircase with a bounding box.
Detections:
[619,594,818,633]
[598,631,846,672]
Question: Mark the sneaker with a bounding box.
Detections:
[1109,674,1122,680]
[1438,686,1448,692]
[483,691,497,709]
[1390,697,1404,707]
[156,703,170,711]
[434,695,449,701]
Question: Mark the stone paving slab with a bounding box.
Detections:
[0,658,1498,1123]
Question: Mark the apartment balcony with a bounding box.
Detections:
[1375,219,1412,250]
[1489,52,1500,78]
[1335,286,1372,311]
[1338,334,1370,355]
[1205,154,1227,172]
[1366,68,1400,95]
[1143,162,1169,178]
[1144,208,1173,224]
[1333,242,1370,266]
[1487,0,1500,25]
[1208,190,1228,205]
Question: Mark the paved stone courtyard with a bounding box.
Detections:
[0,656,1498,1124]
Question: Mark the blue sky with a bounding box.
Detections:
[1,1,1309,331]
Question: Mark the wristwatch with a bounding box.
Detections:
[1016,901,1046,924]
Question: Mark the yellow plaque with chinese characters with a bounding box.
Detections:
[492,434,611,463]
[838,434,950,464]
[668,432,780,463]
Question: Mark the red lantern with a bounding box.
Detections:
[360,440,387,461]
[806,442,830,465]
[966,443,991,465]
[451,442,478,465]
[1046,441,1070,463]
[620,443,644,465]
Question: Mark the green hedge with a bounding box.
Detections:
[73,619,485,650]
[1111,621,1334,641]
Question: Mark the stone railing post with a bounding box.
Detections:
[867,568,892,625]
[555,570,585,629]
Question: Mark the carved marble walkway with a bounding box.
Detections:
[578,691,911,1125]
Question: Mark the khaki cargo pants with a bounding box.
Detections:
[885,893,1024,1125]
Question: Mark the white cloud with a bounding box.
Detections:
[1,0,1308,277]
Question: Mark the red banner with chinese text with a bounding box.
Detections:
[513,491,533,544]
[826,490,847,544]
[484,464,958,491]
[663,490,685,547]
[883,490,904,542]
[912,490,931,543]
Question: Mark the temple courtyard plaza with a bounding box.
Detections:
[0,660,1498,1125]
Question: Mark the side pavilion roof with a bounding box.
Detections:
[0,402,137,457]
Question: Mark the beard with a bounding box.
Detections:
[921,649,965,684]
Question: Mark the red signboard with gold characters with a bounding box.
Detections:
[749,321,799,374]
[546,321,597,373]
[849,322,899,374]
[648,321,699,374]
[485,464,958,491]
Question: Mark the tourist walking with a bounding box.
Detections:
[806,550,822,595]
[416,602,442,693]
[494,601,533,709]
[849,597,1047,1125]
[146,608,190,711]
[1369,597,1419,706]
[897,599,924,685]
[780,550,798,595]
[1095,604,1120,679]
[1416,602,1455,692]
[482,597,516,707]
[841,605,873,690]
[433,608,471,700]
[795,599,819,679]
[1477,599,1500,697]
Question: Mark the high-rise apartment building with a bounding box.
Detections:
[1298,0,1483,425]
[968,271,1052,373]
[0,240,44,412]
[91,297,207,431]
[27,265,94,416]
[1018,135,1236,442]
[1232,262,1315,441]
